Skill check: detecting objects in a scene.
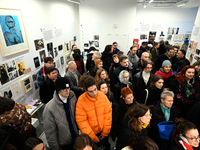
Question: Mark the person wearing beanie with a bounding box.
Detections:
[112,87,136,141]
[43,77,79,150]
[154,60,175,90]
[90,59,103,77]
[40,67,58,104]
[172,49,190,73]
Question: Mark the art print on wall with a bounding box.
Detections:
[39,50,46,63]
[0,86,13,99]
[0,64,10,85]
[167,35,172,41]
[184,34,191,41]
[0,8,29,57]
[20,75,33,93]
[34,38,44,50]
[16,61,25,76]
[191,41,198,52]
[173,34,184,42]
[33,56,40,68]
[60,56,64,65]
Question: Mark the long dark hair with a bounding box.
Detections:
[150,75,164,90]
[0,96,15,114]
[124,103,150,136]
[97,81,111,99]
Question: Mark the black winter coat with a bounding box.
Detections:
[149,102,179,148]
[137,46,148,58]
[133,71,154,100]
[86,53,94,71]
[132,59,144,74]
[139,87,163,106]
[116,116,148,150]
[108,62,120,78]
[155,54,171,71]
[101,51,113,72]
[112,99,135,138]
[110,65,133,89]
[40,76,55,104]
[158,43,166,56]
[172,57,190,72]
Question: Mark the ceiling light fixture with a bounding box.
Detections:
[149,0,153,4]
[68,0,80,4]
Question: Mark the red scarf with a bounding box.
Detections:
[154,70,174,80]
[181,140,195,150]
[40,66,47,77]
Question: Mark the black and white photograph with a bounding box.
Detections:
[1,86,13,99]
[140,34,148,40]
[47,42,54,58]
[34,38,44,50]
[84,43,89,47]
[94,35,99,40]
[34,82,38,90]
[5,60,17,72]
[89,41,95,47]
[196,49,200,55]
[168,27,175,34]
[32,73,37,82]
[56,59,60,68]
[9,72,14,80]
[58,45,63,51]
[160,31,165,37]
[12,70,19,79]
[60,56,64,65]
[0,64,10,85]
[176,28,179,34]
[167,35,172,41]
[33,57,40,68]
[66,43,69,51]
[149,31,156,40]
[94,41,99,47]
[74,36,76,42]
[21,75,33,93]
[54,47,58,57]
[39,50,46,63]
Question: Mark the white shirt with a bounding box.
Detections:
[59,94,68,103]
[142,71,150,85]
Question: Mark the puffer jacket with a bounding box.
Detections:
[43,91,78,150]
[76,91,112,142]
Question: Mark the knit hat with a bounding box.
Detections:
[180,50,186,56]
[162,60,172,67]
[94,59,101,66]
[55,77,70,92]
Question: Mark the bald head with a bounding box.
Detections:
[141,52,150,61]
[68,61,77,72]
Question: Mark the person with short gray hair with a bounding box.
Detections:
[93,51,101,60]
[149,90,179,149]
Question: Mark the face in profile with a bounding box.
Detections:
[138,109,151,125]
[97,62,103,69]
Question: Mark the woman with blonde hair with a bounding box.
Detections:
[95,68,110,87]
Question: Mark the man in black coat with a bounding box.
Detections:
[132,52,150,74]
[149,90,179,150]
[110,56,134,89]
[137,41,148,58]
[101,45,113,72]
[155,46,174,71]
[172,50,190,72]
[40,67,58,104]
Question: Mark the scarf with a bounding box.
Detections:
[139,123,148,130]
[160,103,171,121]
[179,135,194,150]
[185,77,195,98]
[154,69,174,80]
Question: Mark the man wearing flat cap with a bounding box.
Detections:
[43,77,78,150]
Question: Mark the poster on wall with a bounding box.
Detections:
[174,43,182,48]
[149,31,156,40]
[47,42,54,58]
[167,35,172,41]
[16,61,25,76]
[54,47,58,57]
[58,45,63,51]
[184,34,191,41]
[34,38,44,50]
[191,41,198,52]
[60,56,64,65]
[0,64,10,85]
[33,56,40,68]
[0,86,13,99]
[173,34,184,41]
[8,70,18,81]
[94,35,99,40]
[10,81,23,100]
[0,8,29,57]
[39,50,46,63]
[20,75,33,94]
[140,34,148,40]
[167,27,179,34]
[63,43,67,53]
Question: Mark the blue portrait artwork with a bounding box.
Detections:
[0,15,24,46]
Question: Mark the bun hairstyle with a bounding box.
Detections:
[175,118,197,137]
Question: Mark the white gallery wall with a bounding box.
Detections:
[79,0,137,54]
[186,6,200,64]
[0,0,80,104]
[135,5,198,45]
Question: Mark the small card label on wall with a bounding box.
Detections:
[24,68,31,74]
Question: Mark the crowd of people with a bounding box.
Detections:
[1,39,200,150]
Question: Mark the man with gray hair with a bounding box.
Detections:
[92,51,101,60]
[149,90,179,149]
[64,61,83,98]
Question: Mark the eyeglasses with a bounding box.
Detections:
[123,76,129,79]
[144,113,152,117]
[185,136,200,142]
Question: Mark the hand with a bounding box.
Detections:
[99,134,106,140]
[95,138,100,143]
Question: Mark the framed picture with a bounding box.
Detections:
[173,34,184,41]
[33,56,40,68]
[191,41,198,52]
[69,40,74,50]
[20,75,33,93]
[65,53,71,63]
[0,8,29,57]
[184,34,191,41]
[174,43,182,48]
